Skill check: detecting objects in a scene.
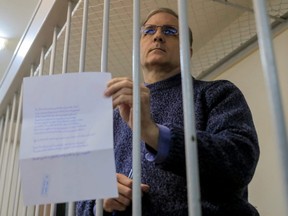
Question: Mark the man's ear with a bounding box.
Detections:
[190,47,193,58]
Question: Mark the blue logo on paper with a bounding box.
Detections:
[41,175,49,196]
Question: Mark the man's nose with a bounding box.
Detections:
[153,28,165,42]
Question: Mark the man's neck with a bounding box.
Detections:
[143,66,181,84]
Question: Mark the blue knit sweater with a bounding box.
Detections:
[76,73,260,216]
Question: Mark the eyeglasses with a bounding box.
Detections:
[141,25,178,36]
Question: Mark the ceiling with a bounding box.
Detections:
[0,0,40,82]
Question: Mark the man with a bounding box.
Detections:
[76,8,260,216]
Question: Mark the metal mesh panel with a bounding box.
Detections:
[42,0,288,79]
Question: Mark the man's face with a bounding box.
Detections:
[140,12,180,71]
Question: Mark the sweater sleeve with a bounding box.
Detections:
[76,200,95,216]
[145,124,171,163]
[156,80,260,191]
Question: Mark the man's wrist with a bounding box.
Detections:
[145,124,171,163]
[142,122,159,150]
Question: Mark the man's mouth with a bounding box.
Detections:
[149,47,166,53]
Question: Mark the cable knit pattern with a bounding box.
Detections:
[76,73,259,216]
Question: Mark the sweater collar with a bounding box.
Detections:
[145,73,182,92]
[145,73,195,92]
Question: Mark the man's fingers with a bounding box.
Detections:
[117,173,133,188]
[105,78,133,96]
[106,77,132,87]
[115,194,132,207]
[111,88,133,108]
[103,173,150,212]
[141,183,150,193]
[103,198,127,212]
[118,182,133,199]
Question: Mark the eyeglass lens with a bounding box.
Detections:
[142,25,178,36]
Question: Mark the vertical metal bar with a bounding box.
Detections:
[0,115,5,168]
[15,147,32,216]
[67,203,74,216]
[61,2,73,214]
[29,66,36,216]
[27,65,39,216]
[49,27,58,76]
[178,1,201,216]
[0,107,10,207]
[68,1,90,215]
[7,94,21,215]
[22,204,28,216]
[132,0,142,215]
[0,117,3,180]
[62,1,73,74]
[79,0,89,72]
[0,116,3,185]
[0,95,16,212]
[39,47,46,76]
[48,26,59,216]
[43,205,48,216]
[0,106,9,175]
[20,177,28,216]
[68,0,89,214]
[6,95,17,202]
[5,90,22,216]
[50,204,56,216]
[252,1,288,215]
[96,0,110,215]
[0,117,4,146]
[35,50,45,216]
[13,66,34,216]
[13,158,21,216]
[8,164,17,216]
[101,0,110,72]
[34,178,39,213]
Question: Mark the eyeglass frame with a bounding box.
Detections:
[140,24,179,36]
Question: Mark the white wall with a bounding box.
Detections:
[215,28,288,216]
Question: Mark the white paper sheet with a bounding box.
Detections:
[20,72,117,205]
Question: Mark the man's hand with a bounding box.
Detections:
[103,173,150,212]
[104,77,159,150]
